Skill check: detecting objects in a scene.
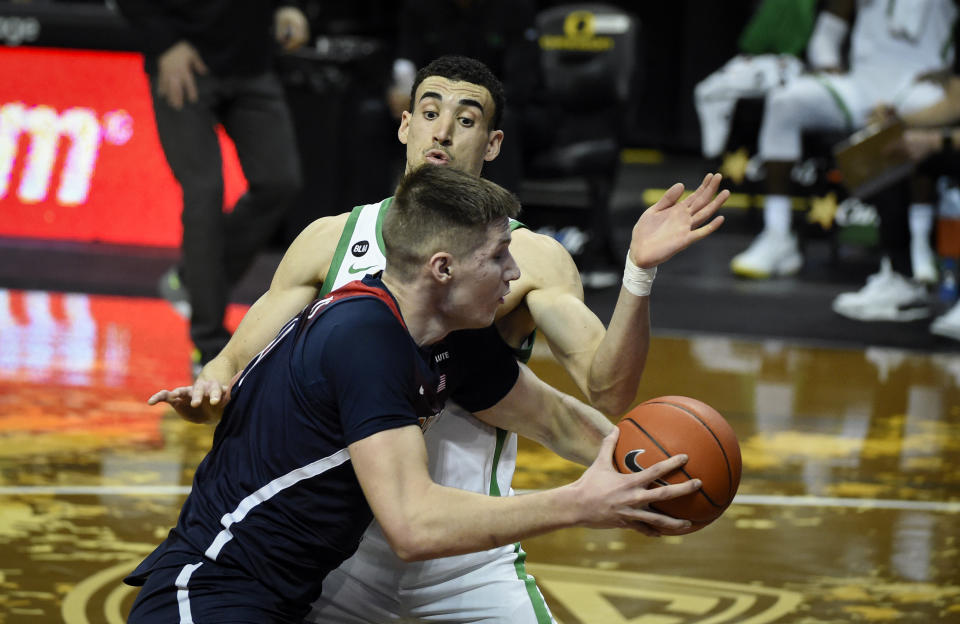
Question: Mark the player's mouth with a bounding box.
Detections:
[424,149,451,165]
[499,288,510,304]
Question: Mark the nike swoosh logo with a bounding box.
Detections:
[347,264,377,275]
[624,449,646,472]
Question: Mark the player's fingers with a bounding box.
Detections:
[691,215,726,241]
[619,507,691,532]
[208,384,223,406]
[642,479,702,504]
[686,173,712,204]
[147,390,168,405]
[632,453,688,485]
[652,182,684,210]
[625,521,661,537]
[688,173,724,210]
[691,189,730,222]
[190,383,207,408]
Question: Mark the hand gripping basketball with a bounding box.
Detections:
[613,396,742,535]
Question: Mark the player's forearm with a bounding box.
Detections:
[476,365,614,465]
[200,286,316,383]
[388,482,581,561]
[546,392,616,465]
[586,287,650,416]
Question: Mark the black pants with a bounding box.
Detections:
[872,150,960,276]
[151,71,303,361]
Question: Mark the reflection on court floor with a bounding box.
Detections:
[0,288,957,623]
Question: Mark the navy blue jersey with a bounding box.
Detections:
[125,276,519,618]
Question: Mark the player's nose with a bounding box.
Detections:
[504,253,520,282]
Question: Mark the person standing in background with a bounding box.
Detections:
[115,0,308,376]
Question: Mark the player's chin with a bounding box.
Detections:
[468,306,499,329]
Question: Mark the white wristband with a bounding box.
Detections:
[622,252,657,297]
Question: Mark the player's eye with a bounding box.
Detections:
[459,116,475,127]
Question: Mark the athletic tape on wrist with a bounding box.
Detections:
[622,253,657,297]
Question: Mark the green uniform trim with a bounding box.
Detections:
[488,428,509,497]
[375,197,391,253]
[814,74,854,130]
[512,544,553,623]
[320,206,363,297]
[489,216,536,498]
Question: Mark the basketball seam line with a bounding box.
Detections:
[645,400,736,504]
[623,418,723,509]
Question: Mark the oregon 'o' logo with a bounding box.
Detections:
[563,11,595,39]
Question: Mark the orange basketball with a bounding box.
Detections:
[614,395,741,535]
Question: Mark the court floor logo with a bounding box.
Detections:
[528,563,802,624]
[62,559,142,624]
[66,560,804,623]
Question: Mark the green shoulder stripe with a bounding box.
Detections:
[320,205,364,296]
[375,197,392,252]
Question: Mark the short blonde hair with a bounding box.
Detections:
[383,166,520,279]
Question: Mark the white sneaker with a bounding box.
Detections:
[930,300,960,341]
[730,231,803,278]
[832,258,930,321]
[910,239,938,284]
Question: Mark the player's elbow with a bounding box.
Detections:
[380,523,439,562]
[588,389,633,418]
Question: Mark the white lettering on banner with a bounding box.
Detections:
[0,103,132,206]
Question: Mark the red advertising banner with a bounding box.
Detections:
[0,46,246,247]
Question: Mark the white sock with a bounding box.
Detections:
[909,203,933,243]
[763,195,792,236]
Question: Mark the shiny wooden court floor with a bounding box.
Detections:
[0,288,958,623]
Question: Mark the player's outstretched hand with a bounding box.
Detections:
[570,429,701,534]
[147,379,228,425]
[628,173,728,268]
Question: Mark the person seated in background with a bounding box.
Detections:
[833,73,960,341]
[694,0,818,162]
[730,0,957,279]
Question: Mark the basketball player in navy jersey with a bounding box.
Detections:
[131,166,700,623]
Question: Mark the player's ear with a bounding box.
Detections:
[428,252,454,282]
[398,110,411,145]
[484,129,503,162]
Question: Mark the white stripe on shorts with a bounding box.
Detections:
[175,562,203,624]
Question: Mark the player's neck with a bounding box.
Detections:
[381,272,454,347]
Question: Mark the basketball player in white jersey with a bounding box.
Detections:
[179,55,728,622]
[730,0,957,279]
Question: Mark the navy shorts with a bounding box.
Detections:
[126,560,308,624]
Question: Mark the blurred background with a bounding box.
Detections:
[0,0,958,352]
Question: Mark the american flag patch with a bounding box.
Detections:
[437,374,447,393]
